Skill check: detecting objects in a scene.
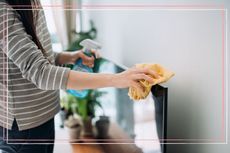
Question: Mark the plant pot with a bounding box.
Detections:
[68,125,82,142]
[95,116,110,139]
[64,115,82,142]
[82,117,94,138]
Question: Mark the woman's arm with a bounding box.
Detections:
[57,50,160,91]
[67,67,159,91]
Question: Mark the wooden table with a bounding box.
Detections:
[72,144,104,153]
[71,123,143,153]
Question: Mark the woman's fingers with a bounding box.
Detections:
[135,67,159,79]
[131,81,144,92]
[83,62,94,68]
[79,52,95,67]
[90,49,100,59]
[82,54,95,63]
[82,59,94,67]
[79,49,101,67]
[82,61,94,68]
[111,65,160,89]
[134,74,154,84]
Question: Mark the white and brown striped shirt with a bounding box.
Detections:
[0,1,70,130]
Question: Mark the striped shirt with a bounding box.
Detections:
[0,1,70,130]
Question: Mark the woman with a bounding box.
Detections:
[0,0,158,153]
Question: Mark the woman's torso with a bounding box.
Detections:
[0,2,60,131]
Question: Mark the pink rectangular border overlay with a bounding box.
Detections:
[2,3,227,144]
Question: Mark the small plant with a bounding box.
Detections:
[64,115,82,129]
[75,90,106,121]
[64,115,83,140]
[60,90,106,120]
[60,89,106,138]
[60,93,78,118]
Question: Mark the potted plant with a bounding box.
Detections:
[60,93,78,124]
[64,115,82,141]
[75,90,106,138]
[60,94,83,140]
[61,89,107,138]
[95,115,110,139]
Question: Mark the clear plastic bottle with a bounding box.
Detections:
[66,39,101,98]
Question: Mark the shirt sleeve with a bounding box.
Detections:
[52,51,63,66]
[0,4,70,90]
[53,52,60,65]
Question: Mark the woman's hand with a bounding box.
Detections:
[70,49,100,67]
[113,67,159,92]
[56,50,100,66]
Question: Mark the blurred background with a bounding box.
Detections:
[39,0,230,153]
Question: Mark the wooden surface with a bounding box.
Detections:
[72,144,104,153]
[71,123,143,153]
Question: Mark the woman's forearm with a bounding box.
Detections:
[66,67,159,91]
[66,70,117,90]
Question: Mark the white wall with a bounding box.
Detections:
[83,0,230,153]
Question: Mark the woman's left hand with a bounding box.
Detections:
[70,49,100,68]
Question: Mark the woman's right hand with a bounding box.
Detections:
[113,67,159,91]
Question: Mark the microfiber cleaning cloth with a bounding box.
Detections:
[128,64,175,100]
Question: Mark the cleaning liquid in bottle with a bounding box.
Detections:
[67,39,102,98]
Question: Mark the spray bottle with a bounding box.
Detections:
[67,39,102,98]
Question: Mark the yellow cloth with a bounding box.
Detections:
[128,64,175,100]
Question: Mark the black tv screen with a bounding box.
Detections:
[94,58,168,153]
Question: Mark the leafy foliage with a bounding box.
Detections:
[61,90,106,121]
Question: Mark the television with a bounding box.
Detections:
[95,58,168,153]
